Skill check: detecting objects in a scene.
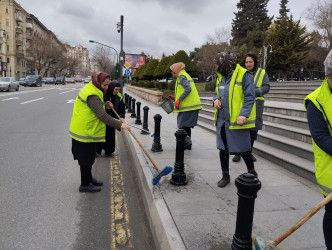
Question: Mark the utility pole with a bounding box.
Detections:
[262,45,273,69]
[117,15,125,93]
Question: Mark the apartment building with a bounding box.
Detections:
[0,0,66,78]
[65,44,91,77]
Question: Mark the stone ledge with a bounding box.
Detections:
[126,85,163,104]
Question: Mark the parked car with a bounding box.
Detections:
[83,77,90,83]
[66,78,76,84]
[19,77,26,86]
[75,77,83,82]
[192,77,199,83]
[0,77,19,91]
[44,77,55,84]
[24,75,42,87]
[55,76,66,85]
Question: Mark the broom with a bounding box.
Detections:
[254,192,332,249]
[111,107,172,185]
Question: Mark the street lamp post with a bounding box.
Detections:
[262,45,273,69]
[89,40,118,78]
[117,15,125,91]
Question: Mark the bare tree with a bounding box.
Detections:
[305,0,332,50]
[91,45,116,76]
[206,27,232,45]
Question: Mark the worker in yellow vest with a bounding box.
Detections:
[69,72,130,193]
[232,53,270,162]
[170,62,202,150]
[213,52,257,188]
[304,49,332,249]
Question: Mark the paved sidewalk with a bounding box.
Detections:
[121,89,326,250]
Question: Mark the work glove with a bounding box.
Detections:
[175,99,181,109]
[167,94,174,100]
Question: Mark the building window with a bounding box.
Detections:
[6,19,9,26]
[6,6,8,13]
[6,45,9,52]
[7,58,10,63]
[6,33,9,39]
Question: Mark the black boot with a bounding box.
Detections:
[232,154,241,162]
[218,176,230,188]
[91,178,103,186]
[79,184,101,193]
[184,136,192,150]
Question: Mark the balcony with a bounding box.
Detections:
[26,34,33,40]
[16,27,23,34]
[26,23,33,29]
[15,15,23,22]
[16,49,24,58]
[16,40,23,46]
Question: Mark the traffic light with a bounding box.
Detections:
[116,65,119,73]
[89,40,96,43]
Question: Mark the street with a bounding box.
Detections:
[0,84,155,250]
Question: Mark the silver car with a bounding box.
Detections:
[0,77,19,92]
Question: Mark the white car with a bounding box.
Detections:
[0,77,19,92]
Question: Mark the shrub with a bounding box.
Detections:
[168,79,176,90]
[205,81,216,91]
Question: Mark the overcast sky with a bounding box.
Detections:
[17,0,315,58]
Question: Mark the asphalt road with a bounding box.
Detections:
[0,84,155,250]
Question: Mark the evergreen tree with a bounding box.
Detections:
[168,50,194,75]
[276,0,290,22]
[231,0,272,50]
[142,59,159,80]
[153,56,171,79]
[264,16,313,78]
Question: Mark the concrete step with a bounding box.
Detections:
[269,86,318,91]
[197,120,215,134]
[198,112,214,126]
[201,103,215,111]
[253,141,316,183]
[262,121,312,144]
[264,101,307,118]
[200,107,214,117]
[270,82,321,87]
[200,96,213,105]
[257,130,314,161]
[264,96,304,103]
[268,89,315,94]
[198,92,214,98]
[263,112,308,129]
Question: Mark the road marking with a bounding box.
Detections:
[66,99,76,104]
[2,97,19,101]
[59,89,77,94]
[110,148,133,249]
[20,97,44,104]
[0,88,56,97]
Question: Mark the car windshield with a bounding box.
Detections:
[56,77,63,80]
[0,77,10,82]
[26,75,38,79]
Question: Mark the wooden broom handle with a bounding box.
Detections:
[274,192,332,246]
[111,107,159,171]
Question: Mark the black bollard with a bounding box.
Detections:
[131,98,136,118]
[231,173,261,250]
[170,129,187,185]
[135,101,142,125]
[141,106,150,134]
[151,114,163,152]
[127,96,132,112]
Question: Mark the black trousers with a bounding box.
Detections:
[324,198,332,250]
[80,165,92,186]
[96,126,116,154]
[180,127,191,137]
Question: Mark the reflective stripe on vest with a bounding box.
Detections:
[173,70,202,113]
[304,78,332,196]
[69,83,106,142]
[214,64,256,129]
[254,68,265,101]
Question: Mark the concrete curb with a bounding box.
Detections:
[121,131,187,250]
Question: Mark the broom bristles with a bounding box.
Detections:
[152,166,173,185]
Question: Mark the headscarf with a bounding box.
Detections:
[91,71,110,91]
[170,62,185,77]
[104,80,121,102]
[213,52,237,76]
[245,53,258,73]
[324,49,332,76]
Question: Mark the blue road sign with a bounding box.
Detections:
[125,69,130,75]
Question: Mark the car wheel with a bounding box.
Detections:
[7,86,11,92]
[16,86,19,91]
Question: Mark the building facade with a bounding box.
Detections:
[65,44,91,77]
[0,0,67,79]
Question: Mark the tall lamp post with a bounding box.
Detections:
[117,15,125,90]
[89,40,119,78]
[262,45,273,69]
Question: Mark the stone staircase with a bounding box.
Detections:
[197,81,322,183]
